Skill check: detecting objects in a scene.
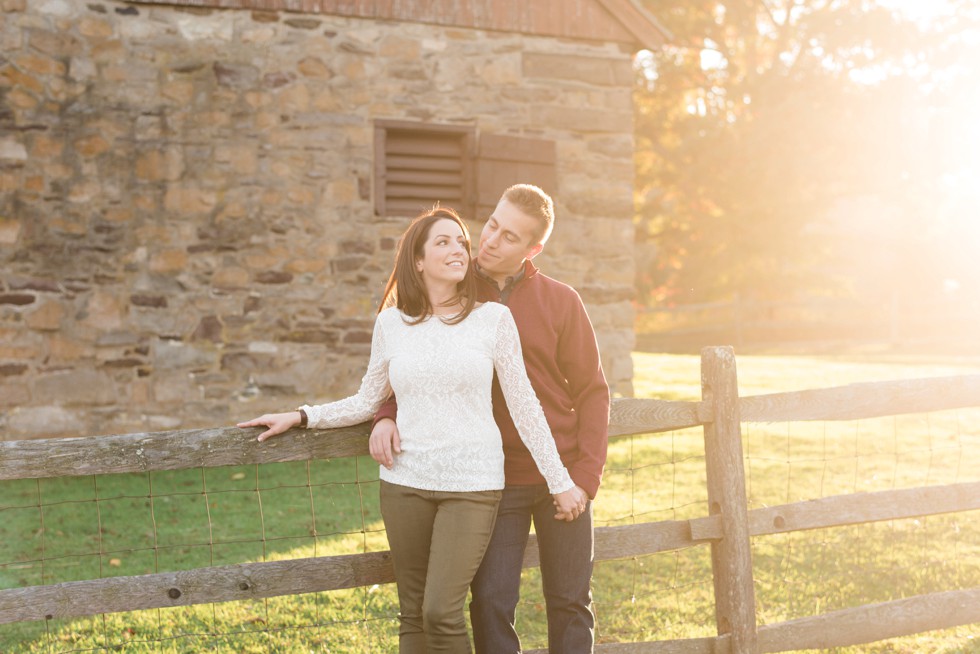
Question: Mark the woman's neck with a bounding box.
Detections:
[427,285,462,315]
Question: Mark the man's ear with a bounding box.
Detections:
[526,243,544,260]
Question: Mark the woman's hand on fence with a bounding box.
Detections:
[369,418,401,469]
[237,412,302,442]
[553,485,588,522]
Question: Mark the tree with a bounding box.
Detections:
[634,0,977,308]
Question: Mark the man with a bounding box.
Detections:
[370,184,610,653]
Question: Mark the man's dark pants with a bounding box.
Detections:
[470,484,595,653]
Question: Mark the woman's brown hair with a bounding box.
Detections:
[378,206,477,325]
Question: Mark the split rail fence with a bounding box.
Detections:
[1,346,979,653]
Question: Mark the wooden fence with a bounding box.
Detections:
[1,346,979,653]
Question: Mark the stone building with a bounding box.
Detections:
[0,0,668,440]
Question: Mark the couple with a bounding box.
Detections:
[239,184,610,653]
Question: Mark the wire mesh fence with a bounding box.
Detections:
[2,352,979,652]
[0,457,396,652]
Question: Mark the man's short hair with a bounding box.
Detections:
[502,184,555,246]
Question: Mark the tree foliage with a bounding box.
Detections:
[634,0,979,307]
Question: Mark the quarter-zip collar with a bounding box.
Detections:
[475,259,538,305]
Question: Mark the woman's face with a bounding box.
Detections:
[416,218,469,287]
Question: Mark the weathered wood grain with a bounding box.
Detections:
[0,397,704,481]
[11,372,977,482]
[3,360,979,652]
[739,374,980,423]
[0,424,372,481]
[700,347,758,651]
[689,481,980,541]
[0,518,710,625]
[607,397,704,437]
[524,518,706,568]
[757,586,980,652]
[748,480,980,537]
[529,634,729,654]
[0,550,393,624]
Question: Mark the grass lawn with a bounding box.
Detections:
[2,352,979,653]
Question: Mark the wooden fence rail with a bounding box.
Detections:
[2,347,979,653]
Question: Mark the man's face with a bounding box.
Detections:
[477,198,543,277]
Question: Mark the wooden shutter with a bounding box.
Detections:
[374,121,474,217]
[475,134,557,220]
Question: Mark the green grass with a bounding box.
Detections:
[2,353,980,652]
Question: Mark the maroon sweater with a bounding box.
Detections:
[376,260,610,498]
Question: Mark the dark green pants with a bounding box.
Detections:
[380,480,501,654]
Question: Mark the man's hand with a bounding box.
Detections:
[237,412,301,442]
[369,417,401,469]
[552,484,589,522]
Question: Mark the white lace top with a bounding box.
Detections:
[301,303,574,494]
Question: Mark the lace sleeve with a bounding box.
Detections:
[301,314,392,429]
[493,309,574,494]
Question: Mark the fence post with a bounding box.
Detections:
[701,346,758,653]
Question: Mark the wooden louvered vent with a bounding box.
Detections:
[375,121,474,217]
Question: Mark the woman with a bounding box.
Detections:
[237,206,582,653]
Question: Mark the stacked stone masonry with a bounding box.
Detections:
[0,0,636,440]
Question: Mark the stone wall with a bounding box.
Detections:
[0,0,636,440]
